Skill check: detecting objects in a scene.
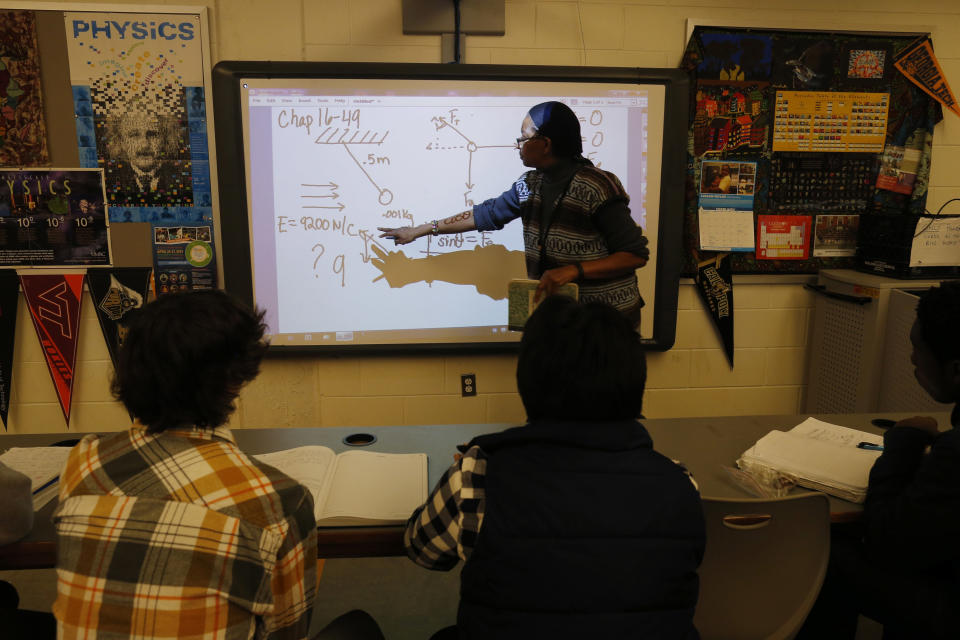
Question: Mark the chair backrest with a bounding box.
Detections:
[694,492,831,640]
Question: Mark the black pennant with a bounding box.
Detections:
[0,271,19,430]
[87,268,152,370]
[695,253,735,367]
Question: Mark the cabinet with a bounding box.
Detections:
[805,270,946,413]
[876,288,953,413]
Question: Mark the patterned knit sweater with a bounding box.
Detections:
[474,164,647,326]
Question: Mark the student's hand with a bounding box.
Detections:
[535,265,579,303]
[378,225,424,245]
[894,415,939,435]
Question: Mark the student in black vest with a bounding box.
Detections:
[798,280,960,639]
[404,296,706,639]
[378,101,650,327]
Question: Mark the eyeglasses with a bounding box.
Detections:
[515,134,539,149]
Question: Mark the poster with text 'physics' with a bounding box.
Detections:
[64,13,206,209]
[772,91,889,153]
[64,12,216,292]
[0,169,110,267]
[756,215,811,260]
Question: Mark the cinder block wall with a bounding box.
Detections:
[8,0,959,433]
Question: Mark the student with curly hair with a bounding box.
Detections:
[52,290,383,640]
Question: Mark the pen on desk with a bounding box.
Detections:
[857,442,884,452]
[32,476,59,495]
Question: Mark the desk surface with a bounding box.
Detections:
[0,411,950,569]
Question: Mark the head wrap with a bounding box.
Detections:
[526,101,585,160]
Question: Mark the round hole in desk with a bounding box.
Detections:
[343,433,377,446]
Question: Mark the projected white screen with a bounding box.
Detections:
[241,79,664,345]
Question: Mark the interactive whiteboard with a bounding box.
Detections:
[213,63,687,352]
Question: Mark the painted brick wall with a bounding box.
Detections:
[7,0,959,433]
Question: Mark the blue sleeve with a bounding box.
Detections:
[472,176,527,231]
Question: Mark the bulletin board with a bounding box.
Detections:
[0,4,221,290]
[680,26,944,275]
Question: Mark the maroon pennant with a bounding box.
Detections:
[20,273,85,425]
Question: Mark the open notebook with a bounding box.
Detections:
[254,446,428,526]
[0,446,73,510]
[737,418,885,503]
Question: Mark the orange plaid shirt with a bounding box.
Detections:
[53,424,317,640]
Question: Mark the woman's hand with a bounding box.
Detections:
[378,225,427,246]
[535,264,580,302]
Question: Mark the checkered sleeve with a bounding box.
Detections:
[58,434,116,500]
[403,445,486,570]
[261,485,318,639]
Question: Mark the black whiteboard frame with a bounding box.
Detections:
[212,61,687,354]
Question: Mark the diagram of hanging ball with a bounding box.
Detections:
[378,189,393,206]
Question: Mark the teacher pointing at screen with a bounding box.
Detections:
[378,101,650,328]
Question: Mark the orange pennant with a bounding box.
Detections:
[894,37,960,118]
[20,273,85,426]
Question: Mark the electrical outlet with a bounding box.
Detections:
[461,374,477,397]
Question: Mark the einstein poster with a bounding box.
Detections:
[64,13,216,290]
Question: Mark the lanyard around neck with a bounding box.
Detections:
[537,170,578,269]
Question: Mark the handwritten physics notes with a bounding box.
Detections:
[265,97,631,336]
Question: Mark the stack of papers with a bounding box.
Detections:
[737,418,885,503]
[0,446,73,510]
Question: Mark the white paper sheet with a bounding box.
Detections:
[698,208,755,252]
[910,217,960,267]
